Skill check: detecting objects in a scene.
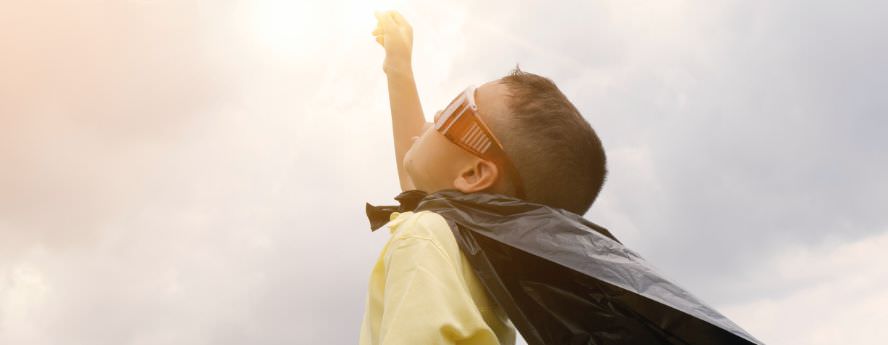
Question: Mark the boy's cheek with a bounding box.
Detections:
[404,140,418,159]
[402,153,420,186]
[402,149,415,172]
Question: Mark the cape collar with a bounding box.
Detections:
[365,189,510,231]
[364,189,430,231]
[365,189,538,232]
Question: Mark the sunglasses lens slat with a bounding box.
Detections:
[459,123,478,143]
[462,123,492,155]
[474,133,491,152]
[470,129,489,152]
[463,124,481,146]
[479,140,492,154]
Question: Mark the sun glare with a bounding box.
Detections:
[247,0,406,57]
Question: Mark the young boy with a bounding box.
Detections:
[360,11,607,345]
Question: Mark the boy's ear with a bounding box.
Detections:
[453,159,499,193]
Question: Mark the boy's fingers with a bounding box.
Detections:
[390,11,410,27]
[372,26,382,36]
[373,11,386,29]
[374,10,396,30]
[375,35,384,46]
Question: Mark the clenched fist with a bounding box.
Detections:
[373,10,414,76]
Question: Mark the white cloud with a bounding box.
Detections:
[722,231,888,345]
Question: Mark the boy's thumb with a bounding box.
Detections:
[374,10,393,29]
[374,11,386,24]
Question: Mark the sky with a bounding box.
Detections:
[1,0,886,344]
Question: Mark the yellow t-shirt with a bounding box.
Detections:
[360,210,516,345]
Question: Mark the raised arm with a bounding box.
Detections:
[373,11,429,191]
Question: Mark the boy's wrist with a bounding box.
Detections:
[383,60,414,79]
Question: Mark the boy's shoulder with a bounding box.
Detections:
[384,210,462,260]
[386,210,450,240]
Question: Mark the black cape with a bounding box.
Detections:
[366,189,762,345]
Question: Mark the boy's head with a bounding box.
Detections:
[403,67,607,215]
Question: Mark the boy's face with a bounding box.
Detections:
[403,80,511,194]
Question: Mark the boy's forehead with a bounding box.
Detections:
[475,80,512,123]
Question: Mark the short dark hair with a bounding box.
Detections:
[495,66,607,215]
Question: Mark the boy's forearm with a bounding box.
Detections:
[385,67,426,191]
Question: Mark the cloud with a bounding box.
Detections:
[0,1,397,343]
[721,230,888,345]
[0,0,247,257]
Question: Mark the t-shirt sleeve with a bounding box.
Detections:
[376,231,500,345]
